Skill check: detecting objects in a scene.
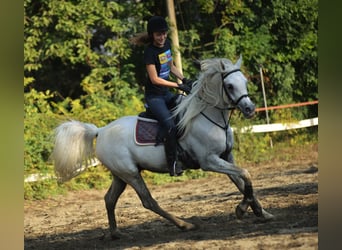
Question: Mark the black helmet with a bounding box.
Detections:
[147,16,169,35]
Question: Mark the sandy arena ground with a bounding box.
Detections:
[24,144,318,249]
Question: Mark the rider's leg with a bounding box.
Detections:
[163,126,183,176]
[145,94,182,176]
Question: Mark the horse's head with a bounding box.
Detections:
[200,56,255,119]
[174,56,256,135]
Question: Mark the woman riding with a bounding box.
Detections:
[132,16,193,176]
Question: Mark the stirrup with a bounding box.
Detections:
[170,161,183,176]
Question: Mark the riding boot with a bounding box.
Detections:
[164,128,183,176]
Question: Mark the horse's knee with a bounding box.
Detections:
[239,169,254,199]
[241,168,251,181]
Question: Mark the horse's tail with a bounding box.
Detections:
[51,120,99,183]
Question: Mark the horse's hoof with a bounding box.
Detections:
[180,222,197,231]
[235,202,248,219]
[111,233,122,240]
[253,209,275,223]
[106,229,126,240]
[261,209,275,221]
[99,231,119,241]
[235,205,245,219]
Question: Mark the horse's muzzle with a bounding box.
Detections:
[238,98,255,119]
[244,108,255,119]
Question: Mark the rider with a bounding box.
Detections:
[138,16,193,176]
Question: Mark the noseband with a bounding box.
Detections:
[221,69,249,107]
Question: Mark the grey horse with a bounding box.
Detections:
[52,56,274,240]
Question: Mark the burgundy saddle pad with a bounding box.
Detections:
[134,117,159,145]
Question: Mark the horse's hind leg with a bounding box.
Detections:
[104,175,127,239]
[128,172,196,231]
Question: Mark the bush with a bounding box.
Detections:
[231,108,318,166]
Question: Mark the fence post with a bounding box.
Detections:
[166,0,183,83]
[259,65,273,148]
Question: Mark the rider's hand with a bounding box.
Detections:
[182,78,194,89]
[177,83,191,94]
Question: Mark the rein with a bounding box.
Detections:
[200,109,235,157]
[198,68,246,154]
[199,67,244,130]
[200,110,234,131]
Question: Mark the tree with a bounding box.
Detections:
[24,0,317,198]
[24,0,146,181]
[176,0,317,120]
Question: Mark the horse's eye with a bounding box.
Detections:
[227,84,233,91]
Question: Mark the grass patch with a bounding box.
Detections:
[24,165,112,200]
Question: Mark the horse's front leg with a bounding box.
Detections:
[228,172,274,220]
[227,167,274,220]
[226,174,249,219]
[202,154,274,220]
[220,151,252,219]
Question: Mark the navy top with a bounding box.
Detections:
[144,39,173,95]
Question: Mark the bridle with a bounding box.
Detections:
[200,68,249,129]
[221,68,249,109]
[199,68,248,128]
[198,68,250,154]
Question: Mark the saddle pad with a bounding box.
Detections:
[134,117,159,146]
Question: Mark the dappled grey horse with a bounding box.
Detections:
[52,56,274,239]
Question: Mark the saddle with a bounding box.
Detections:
[134,95,200,169]
[134,117,160,146]
[134,94,183,146]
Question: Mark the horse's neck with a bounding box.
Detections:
[201,106,231,129]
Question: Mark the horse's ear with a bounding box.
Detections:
[200,59,211,71]
[220,60,226,71]
[235,54,243,68]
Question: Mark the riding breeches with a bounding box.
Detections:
[145,92,176,135]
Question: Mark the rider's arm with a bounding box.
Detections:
[169,60,184,81]
[146,64,179,88]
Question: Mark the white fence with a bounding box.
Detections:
[234,117,318,133]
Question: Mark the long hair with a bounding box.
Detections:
[129,32,152,46]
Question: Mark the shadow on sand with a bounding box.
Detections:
[25,181,317,249]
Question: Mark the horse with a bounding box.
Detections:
[51,56,274,240]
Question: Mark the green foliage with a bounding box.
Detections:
[24,89,58,174]
[231,108,318,165]
[24,0,145,179]
[24,179,64,200]
[24,165,112,200]
[24,0,317,200]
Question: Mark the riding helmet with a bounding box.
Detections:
[147,16,169,36]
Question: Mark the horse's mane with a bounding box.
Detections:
[173,58,239,135]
